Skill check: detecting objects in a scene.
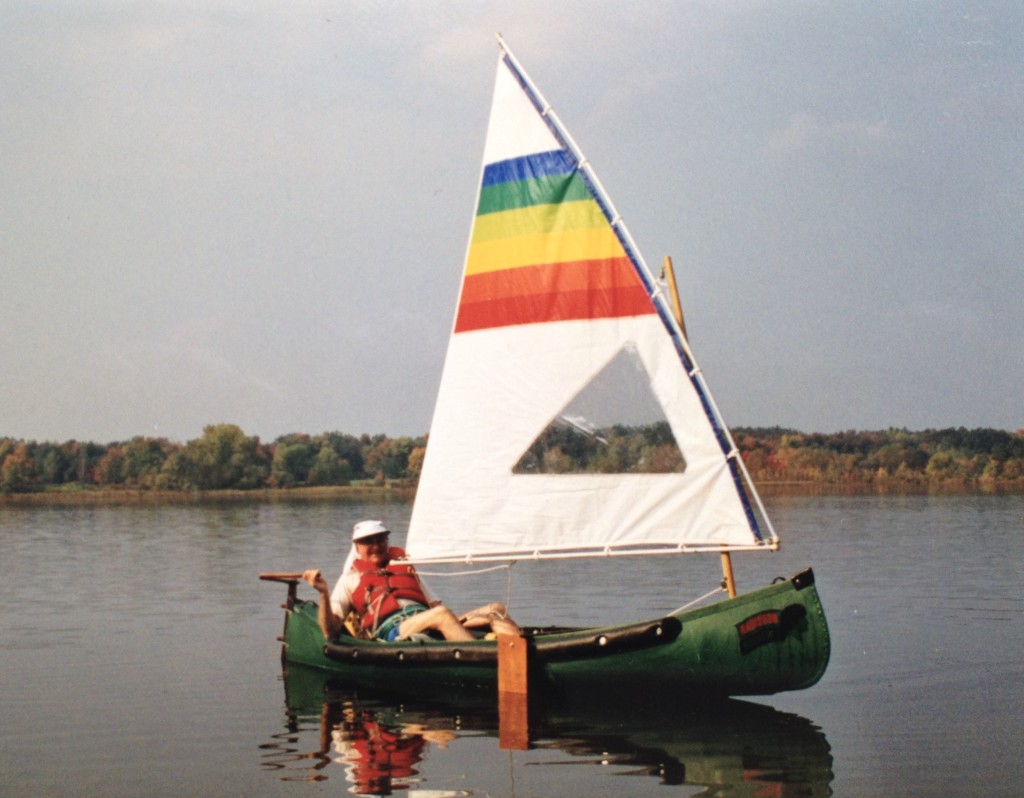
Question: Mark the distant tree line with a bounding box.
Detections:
[733,426,1024,486]
[0,424,425,494]
[1,424,1022,494]
[514,420,684,474]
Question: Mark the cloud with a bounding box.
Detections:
[766,112,893,159]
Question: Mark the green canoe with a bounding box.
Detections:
[264,567,829,699]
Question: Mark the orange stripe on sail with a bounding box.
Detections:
[454,257,654,333]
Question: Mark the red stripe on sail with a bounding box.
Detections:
[454,257,654,333]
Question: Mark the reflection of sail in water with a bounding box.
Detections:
[260,666,834,797]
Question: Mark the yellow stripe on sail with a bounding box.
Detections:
[466,224,625,276]
[471,200,608,245]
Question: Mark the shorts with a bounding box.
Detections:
[374,604,429,642]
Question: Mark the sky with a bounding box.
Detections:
[2,1,1022,444]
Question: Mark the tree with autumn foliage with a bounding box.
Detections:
[1,441,38,493]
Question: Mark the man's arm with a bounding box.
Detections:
[302,569,344,639]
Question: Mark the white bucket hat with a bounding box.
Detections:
[352,519,390,541]
[342,519,391,576]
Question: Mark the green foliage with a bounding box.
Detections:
[121,437,173,487]
[34,443,72,485]
[182,424,269,490]
[734,426,1024,486]
[364,435,425,480]
[308,444,351,486]
[271,436,318,488]
[321,432,365,477]
[0,425,1021,494]
[515,420,685,474]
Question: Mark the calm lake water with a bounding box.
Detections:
[1,493,1021,797]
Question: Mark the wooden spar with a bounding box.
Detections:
[661,255,688,341]
[260,572,305,609]
[720,551,738,599]
[496,632,530,749]
[661,256,737,599]
[259,572,304,582]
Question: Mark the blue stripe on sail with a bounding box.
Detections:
[482,149,576,187]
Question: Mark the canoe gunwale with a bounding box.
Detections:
[322,616,683,667]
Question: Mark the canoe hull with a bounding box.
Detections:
[274,568,829,698]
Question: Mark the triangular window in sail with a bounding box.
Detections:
[513,344,687,475]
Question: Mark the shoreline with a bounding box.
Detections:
[0,483,417,507]
[1,480,1020,507]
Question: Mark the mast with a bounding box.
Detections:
[662,256,738,598]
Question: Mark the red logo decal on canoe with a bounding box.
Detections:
[737,605,806,654]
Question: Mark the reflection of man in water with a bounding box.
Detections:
[322,702,455,796]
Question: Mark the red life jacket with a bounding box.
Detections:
[351,546,429,632]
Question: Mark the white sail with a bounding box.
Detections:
[406,39,776,563]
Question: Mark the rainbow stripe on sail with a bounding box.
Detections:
[454,149,654,333]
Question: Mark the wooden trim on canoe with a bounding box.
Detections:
[321,616,682,668]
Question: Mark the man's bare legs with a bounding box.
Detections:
[397,605,475,641]
[397,602,522,641]
[460,602,522,636]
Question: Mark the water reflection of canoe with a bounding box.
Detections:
[264,665,834,797]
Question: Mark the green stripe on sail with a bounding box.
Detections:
[477,171,591,216]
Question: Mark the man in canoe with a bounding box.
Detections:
[302,519,519,642]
